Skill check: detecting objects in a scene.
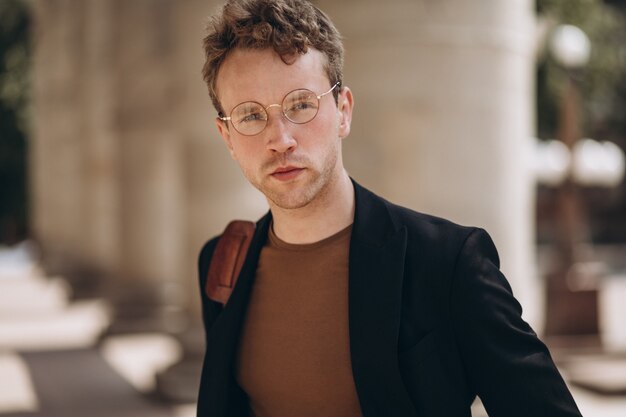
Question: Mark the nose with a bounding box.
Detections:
[264,105,297,153]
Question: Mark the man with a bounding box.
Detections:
[197,1,582,416]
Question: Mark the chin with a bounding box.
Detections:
[265,187,318,210]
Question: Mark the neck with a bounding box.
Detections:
[269,171,355,244]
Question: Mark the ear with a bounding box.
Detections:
[215,117,237,160]
[337,86,354,139]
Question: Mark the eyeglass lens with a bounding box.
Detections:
[230,89,320,136]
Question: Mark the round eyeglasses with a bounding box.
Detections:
[218,82,341,136]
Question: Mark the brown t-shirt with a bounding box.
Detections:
[235,223,363,417]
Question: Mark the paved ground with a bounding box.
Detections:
[2,349,174,417]
[0,332,189,417]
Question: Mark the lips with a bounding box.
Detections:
[272,166,300,174]
[271,166,304,181]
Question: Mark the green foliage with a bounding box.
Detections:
[536,0,626,139]
[0,0,30,133]
[0,0,30,243]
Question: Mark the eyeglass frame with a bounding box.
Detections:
[217,81,342,136]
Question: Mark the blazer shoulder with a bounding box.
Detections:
[352,180,479,256]
[383,198,478,249]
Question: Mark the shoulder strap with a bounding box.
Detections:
[205,220,256,306]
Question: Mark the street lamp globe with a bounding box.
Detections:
[550,24,591,68]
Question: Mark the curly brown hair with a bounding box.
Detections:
[202,0,344,116]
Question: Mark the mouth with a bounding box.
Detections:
[271,166,305,181]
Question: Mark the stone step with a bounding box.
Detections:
[0,300,110,351]
[0,275,70,316]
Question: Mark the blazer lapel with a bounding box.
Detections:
[349,182,418,417]
[202,212,271,416]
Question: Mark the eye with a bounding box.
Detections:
[289,99,316,112]
[284,90,318,111]
[232,102,267,124]
[239,111,266,123]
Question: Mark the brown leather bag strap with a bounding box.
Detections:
[205,220,256,306]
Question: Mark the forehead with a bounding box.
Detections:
[215,48,329,110]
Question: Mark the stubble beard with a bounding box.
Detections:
[245,144,340,211]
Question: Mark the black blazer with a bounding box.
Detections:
[196,181,582,417]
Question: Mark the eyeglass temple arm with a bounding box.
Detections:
[317,81,341,99]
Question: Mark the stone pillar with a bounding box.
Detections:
[31,0,90,283]
[100,0,182,332]
[321,0,542,329]
[32,0,120,297]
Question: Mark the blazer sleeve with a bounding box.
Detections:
[198,237,224,345]
[450,228,582,417]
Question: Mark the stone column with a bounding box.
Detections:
[101,0,184,332]
[320,0,542,329]
[31,0,99,292]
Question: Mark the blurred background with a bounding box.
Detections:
[1,0,626,416]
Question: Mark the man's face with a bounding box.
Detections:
[214,48,353,210]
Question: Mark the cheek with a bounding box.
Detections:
[317,105,339,126]
[227,140,253,168]
[305,109,340,142]
[230,136,260,158]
